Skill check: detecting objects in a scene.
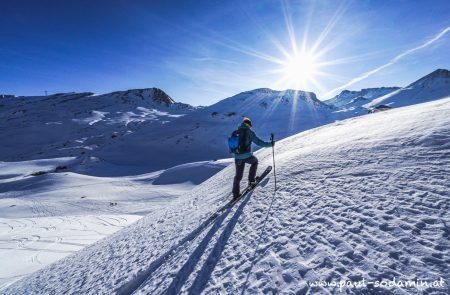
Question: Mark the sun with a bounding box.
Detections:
[281,51,319,89]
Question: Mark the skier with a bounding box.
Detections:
[231,117,274,199]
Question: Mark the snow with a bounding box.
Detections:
[326,70,450,117]
[0,88,197,175]
[0,214,141,289]
[96,89,348,174]
[3,70,446,177]
[0,158,227,289]
[324,87,400,108]
[1,87,350,176]
[73,110,109,125]
[4,97,449,294]
[365,69,450,109]
[152,159,233,185]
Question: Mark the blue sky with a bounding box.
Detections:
[1,0,449,105]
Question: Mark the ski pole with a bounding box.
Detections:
[270,133,277,191]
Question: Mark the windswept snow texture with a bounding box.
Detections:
[5,97,450,294]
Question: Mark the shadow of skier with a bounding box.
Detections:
[240,187,277,295]
[187,178,270,294]
[165,190,255,295]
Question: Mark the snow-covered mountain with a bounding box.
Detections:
[94,88,346,174]
[2,69,449,176]
[324,87,400,108]
[0,88,197,175]
[324,69,450,116]
[365,68,450,108]
[5,97,449,295]
[1,88,346,176]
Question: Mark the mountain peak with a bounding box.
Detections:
[324,87,400,108]
[150,88,176,105]
[238,88,319,101]
[429,68,449,77]
[407,69,450,88]
[364,69,450,109]
[105,87,176,106]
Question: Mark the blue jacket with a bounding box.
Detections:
[235,123,272,160]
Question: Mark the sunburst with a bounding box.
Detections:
[277,50,320,90]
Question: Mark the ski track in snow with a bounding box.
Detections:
[0,215,141,289]
[3,98,450,294]
[0,159,225,290]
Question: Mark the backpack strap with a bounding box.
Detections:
[240,128,251,153]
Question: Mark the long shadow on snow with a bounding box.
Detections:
[240,181,276,295]
[166,179,269,295]
[117,184,257,295]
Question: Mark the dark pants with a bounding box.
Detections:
[232,155,258,196]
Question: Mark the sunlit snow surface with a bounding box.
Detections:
[0,158,230,290]
[4,97,449,294]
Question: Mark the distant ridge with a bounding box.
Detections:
[365,69,450,108]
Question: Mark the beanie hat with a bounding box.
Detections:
[242,117,252,127]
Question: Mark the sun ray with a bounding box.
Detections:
[308,76,328,94]
[300,3,314,54]
[310,0,349,53]
[281,0,298,54]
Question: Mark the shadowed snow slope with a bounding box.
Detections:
[152,159,232,185]
[96,89,344,174]
[4,97,450,295]
[0,88,345,176]
[0,88,196,175]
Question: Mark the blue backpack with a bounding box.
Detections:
[228,129,250,154]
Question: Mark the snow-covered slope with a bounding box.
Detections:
[365,69,450,109]
[3,68,449,176]
[0,157,230,289]
[0,88,197,174]
[324,87,400,108]
[6,97,449,295]
[96,89,346,173]
[0,88,345,176]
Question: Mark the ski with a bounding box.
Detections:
[208,166,272,221]
[230,165,272,205]
[116,166,273,293]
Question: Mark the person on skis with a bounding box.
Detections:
[231,117,274,199]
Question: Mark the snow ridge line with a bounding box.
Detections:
[115,195,238,295]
